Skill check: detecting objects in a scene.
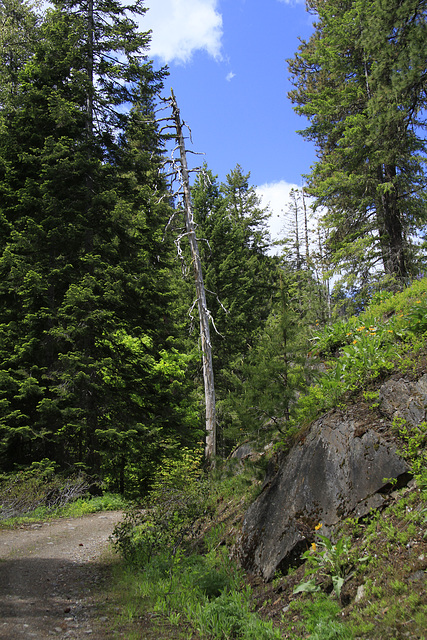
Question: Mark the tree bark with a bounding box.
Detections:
[377,164,407,281]
[169,89,216,460]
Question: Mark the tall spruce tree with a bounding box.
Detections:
[191,165,277,452]
[231,269,311,442]
[288,0,427,289]
[0,0,200,493]
[0,0,39,111]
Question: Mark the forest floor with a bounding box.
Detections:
[0,511,122,640]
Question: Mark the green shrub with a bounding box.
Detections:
[0,461,89,521]
[112,447,209,565]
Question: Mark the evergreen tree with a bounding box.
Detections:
[279,188,330,323]
[231,270,310,442]
[191,165,277,452]
[288,0,427,288]
[0,0,38,111]
[0,0,200,493]
[220,164,271,253]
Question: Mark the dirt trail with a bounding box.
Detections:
[0,511,123,639]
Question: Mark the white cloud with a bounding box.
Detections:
[257,180,300,247]
[226,71,235,82]
[142,0,223,64]
[277,0,305,5]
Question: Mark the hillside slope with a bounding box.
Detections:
[94,281,427,639]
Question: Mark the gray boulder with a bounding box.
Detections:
[236,402,411,581]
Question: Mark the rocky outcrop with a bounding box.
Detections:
[235,376,423,582]
[379,374,427,426]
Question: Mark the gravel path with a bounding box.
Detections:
[0,511,123,639]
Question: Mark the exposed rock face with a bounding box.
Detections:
[379,374,427,426]
[231,443,254,461]
[235,377,420,581]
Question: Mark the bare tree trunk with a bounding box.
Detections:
[290,189,301,271]
[86,0,94,143]
[169,89,216,460]
[302,187,310,262]
[317,225,331,320]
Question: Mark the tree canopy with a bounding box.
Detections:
[288,0,427,289]
[0,0,201,495]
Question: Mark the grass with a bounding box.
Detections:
[2,280,427,638]
[0,457,128,527]
[101,530,283,639]
[95,280,427,639]
[280,596,352,639]
[104,457,283,640]
[281,278,427,441]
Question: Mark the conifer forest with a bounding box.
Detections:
[1,0,427,500]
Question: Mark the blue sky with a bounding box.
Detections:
[140,0,317,243]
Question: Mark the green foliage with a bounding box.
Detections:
[0,0,201,492]
[0,461,82,519]
[59,492,126,517]
[191,165,277,452]
[391,417,427,476]
[288,0,427,284]
[340,329,395,378]
[189,588,282,640]
[312,317,359,356]
[112,447,207,565]
[406,296,427,335]
[287,278,427,432]
[112,452,282,640]
[309,620,354,640]
[337,483,427,639]
[294,527,355,597]
[0,0,39,115]
[208,456,266,508]
[226,269,312,442]
[281,596,352,640]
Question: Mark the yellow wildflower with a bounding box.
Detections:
[357,326,365,331]
[353,340,357,344]
[315,523,323,531]
[311,542,317,552]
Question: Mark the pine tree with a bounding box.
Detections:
[0,0,199,493]
[232,269,310,442]
[0,0,38,110]
[288,0,427,288]
[191,165,277,452]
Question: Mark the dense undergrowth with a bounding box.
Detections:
[104,459,426,639]
[1,280,427,638]
[103,279,427,639]
[109,454,280,639]
[288,278,427,435]
[0,459,126,526]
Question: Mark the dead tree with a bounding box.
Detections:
[161,89,216,460]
